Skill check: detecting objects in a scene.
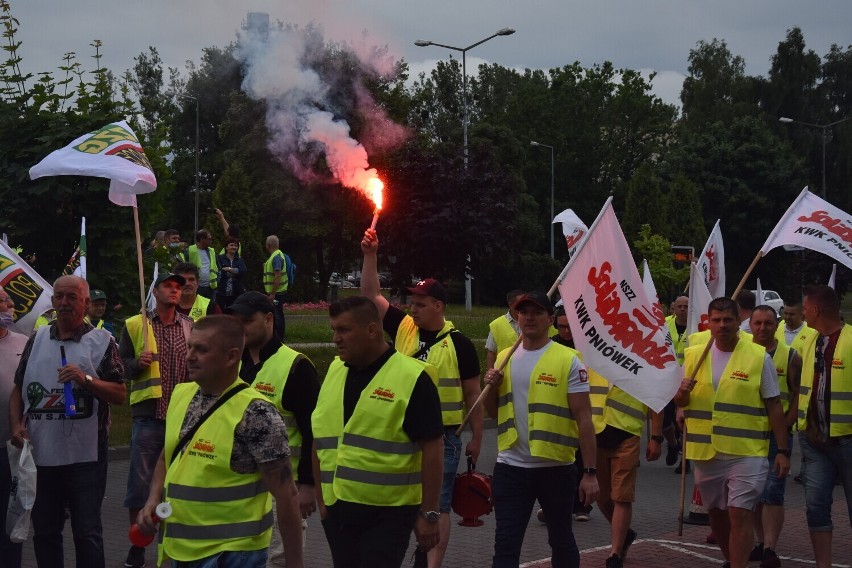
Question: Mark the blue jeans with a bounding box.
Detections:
[172,549,267,567]
[799,432,852,531]
[32,461,105,568]
[273,293,287,340]
[492,462,579,568]
[125,416,166,509]
[440,431,462,513]
[0,447,22,568]
[761,431,794,505]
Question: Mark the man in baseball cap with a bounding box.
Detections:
[87,289,116,338]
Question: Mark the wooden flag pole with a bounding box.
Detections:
[132,204,150,351]
[678,420,687,535]
[456,197,614,437]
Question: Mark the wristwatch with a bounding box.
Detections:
[582,467,597,476]
[651,435,665,443]
[776,448,792,457]
[420,509,440,523]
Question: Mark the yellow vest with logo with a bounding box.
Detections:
[186,294,210,322]
[125,314,161,405]
[667,318,688,365]
[496,342,580,463]
[312,353,423,507]
[263,250,288,293]
[489,315,519,355]
[683,340,769,460]
[395,317,465,425]
[771,342,792,414]
[775,324,815,356]
[186,245,218,290]
[159,380,272,564]
[245,344,308,475]
[797,324,852,436]
[603,386,648,437]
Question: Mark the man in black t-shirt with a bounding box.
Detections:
[360,229,482,568]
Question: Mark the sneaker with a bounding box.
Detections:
[749,542,765,562]
[666,443,680,466]
[125,545,146,568]
[793,473,803,484]
[574,512,590,522]
[605,554,624,568]
[536,508,546,523]
[674,460,690,474]
[761,547,781,568]
[622,528,637,559]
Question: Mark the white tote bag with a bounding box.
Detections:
[6,439,37,543]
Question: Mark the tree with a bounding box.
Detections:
[623,163,667,242]
[633,225,688,304]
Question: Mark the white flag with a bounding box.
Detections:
[828,264,837,289]
[146,262,159,313]
[552,208,589,257]
[761,187,852,270]
[0,240,54,336]
[641,259,665,326]
[755,278,764,305]
[696,219,725,298]
[29,120,156,207]
[558,203,680,412]
[74,217,87,280]
[686,262,714,339]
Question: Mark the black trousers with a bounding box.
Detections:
[321,502,418,568]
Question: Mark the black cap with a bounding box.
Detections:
[226,291,274,317]
[406,278,447,303]
[513,291,554,315]
[155,273,186,287]
[90,289,107,301]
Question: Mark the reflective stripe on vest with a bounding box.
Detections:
[604,386,648,437]
[125,314,162,405]
[497,341,579,462]
[160,380,271,564]
[312,354,424,507]
[263,250,288,293]
[797,325,852,435]
[395,318,465,425]
[244,344,308,476]
[588,371,609,433]
[683,340,769,460]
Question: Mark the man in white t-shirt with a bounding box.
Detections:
[484,291,599,568]
[675,297,790,568]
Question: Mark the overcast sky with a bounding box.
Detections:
[12,1,852,109]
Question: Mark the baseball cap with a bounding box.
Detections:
[407,278,447,303]
[513,291,554,315]
[155,273,187,287]
[90,289,107,301]
[226,291,274,317]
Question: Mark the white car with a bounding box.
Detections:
[753,289,784,316]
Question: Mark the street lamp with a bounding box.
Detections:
[178,93,200,236]
[416,27,515,309]
[779,115,852,198]
[530,141,555,259]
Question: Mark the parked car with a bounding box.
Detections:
[753,289,784,316]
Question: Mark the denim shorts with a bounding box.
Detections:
[172,549,267,568]
[124,416,166,509]
[760,431,794,506]
[799,431,852,531]
[439,431,462,513]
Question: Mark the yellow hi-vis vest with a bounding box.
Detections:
[159,380,272,565]
[186,245,219,290]
[186,294,210,322]
[395,317,465,425]
[489,314,519,354]
[683,340,769,460]
[588,370,610,434]
[125,315,161,405]
[496,342,580,463]
[667,318,688,365]
[771,342,793,414]
[797,324,852,436]
[775,324,815,356]
[245,344,309,475]
[263,250,288,294]
[312,353,423,507]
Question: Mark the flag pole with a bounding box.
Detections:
[678,421,687,535]
[132,204,150,351]
[456,197,613,436]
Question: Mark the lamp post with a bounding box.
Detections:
[415,27,515,309]
[779,115,852,198]
[178,93,200,236]
[530,141,555,258]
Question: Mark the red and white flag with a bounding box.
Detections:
[697,219,725,298]
[558,203,680,412]
[686,262,713,339]
[552,208,588,257]
[761,187,852,270]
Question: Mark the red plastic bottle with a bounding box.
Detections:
[128,502,172,547]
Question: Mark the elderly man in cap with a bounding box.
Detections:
[227,291,320,567]
[118,272,193,568]
[87,289,116,338]
[360,229,482,568]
